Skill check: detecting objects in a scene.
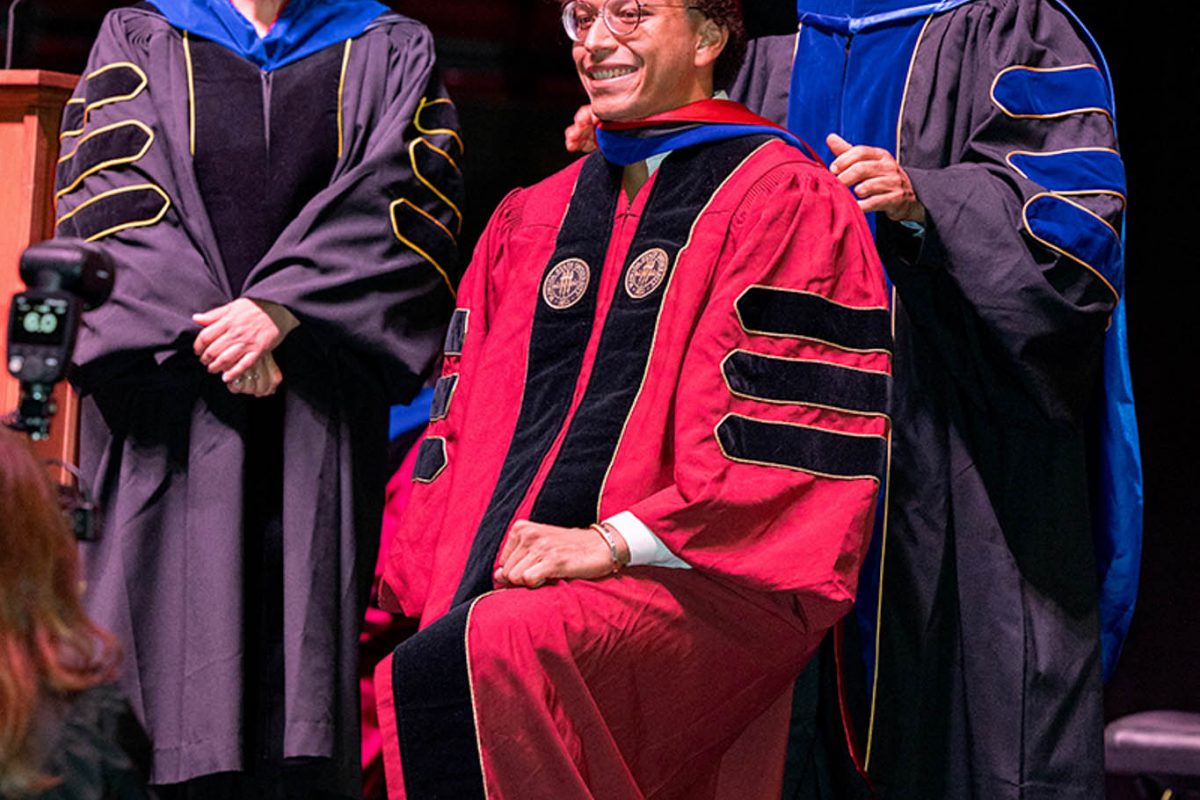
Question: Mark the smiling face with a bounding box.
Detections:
[571,1,728,121]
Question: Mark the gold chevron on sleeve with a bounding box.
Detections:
[56,119,155,200]
[390,198,457,297]
[414,96,464,155]
[60,62,149,142]
[56,183,171,242]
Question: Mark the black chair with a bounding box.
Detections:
[1106,711,1200,799]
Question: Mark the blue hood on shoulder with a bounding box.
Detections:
[148,0,388,70]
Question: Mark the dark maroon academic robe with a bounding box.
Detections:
[56,6,461,790]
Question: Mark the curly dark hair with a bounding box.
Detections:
[691,0,746,90]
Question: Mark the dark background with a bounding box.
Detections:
[4,0,1196,784]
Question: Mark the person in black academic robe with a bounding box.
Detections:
[730,0,1138,797]
[54,0,462,796]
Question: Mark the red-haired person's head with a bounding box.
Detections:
[0,428,118,796]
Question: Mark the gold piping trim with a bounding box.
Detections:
[410,138,463,233]
[894,16,933,157]
[411,436,448,484]
[864,279,900,770]
[594,141,776,519]
[415,96,464,153]
[872,67,906,763]
[429,373,460,422]
[989,64,1113,122]
[735,284,892,356]
[736,283,891,314]
[713,412,885,484]
[337,39,352,159]
[724,348,890,377]
[183,32,196,156]
[1003,147,1127,205]
[389,198,457,297]
[59,62,149,141]
[863,425,894,769]
[56,183,171,242]
[60,98,86,139]
[1021,192,1121,302]
[463,593,495,799]
[868,118,904,775]
[55,120,155,199]
[445,308,469,357]
[393,196,456,242]
[889,285,897,338]
[719,349,891,419]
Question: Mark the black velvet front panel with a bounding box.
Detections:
[390,602,485,800]
[190,38,341,293]
[529,136,772,528]
[450,154,622,607]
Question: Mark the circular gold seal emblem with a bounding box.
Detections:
[624,248,670,300]
[542,258,590,310]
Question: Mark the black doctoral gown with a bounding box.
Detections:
[55,5,462,792]
[733,0,1127,796]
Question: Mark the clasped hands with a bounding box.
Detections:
[494,519,631,589]
[563,109,925,223]
[192,298,299,397]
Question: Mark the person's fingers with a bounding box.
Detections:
[192,304,230,327]
[199,327,239,366]
[242,365,267,397]
[248,354,280,397]
[830,145,891,177]
[565,105,599,154]
[499,519,529,565]
[826,132,852,156]
[858,191,904,215]
[829,146,871,176]
[498,523,535,583]
[565,124,596,154]
[262,359,283,396]
[205,339,249,374]
[193,315,230,357]
[503,550,545,587]
[852,176,897,199]
[222,350,260,384]
[836,160,890,189]
[520,560,553,589]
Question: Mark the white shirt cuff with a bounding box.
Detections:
[605,511,691,569]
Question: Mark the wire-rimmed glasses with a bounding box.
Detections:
[562,0,701,42]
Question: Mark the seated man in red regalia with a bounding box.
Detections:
[373,1,890,796]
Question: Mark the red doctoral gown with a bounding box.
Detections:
[376,130,890,798]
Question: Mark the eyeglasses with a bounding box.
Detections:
[562,0,702,42]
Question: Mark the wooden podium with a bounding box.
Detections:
[0,70,79,461]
